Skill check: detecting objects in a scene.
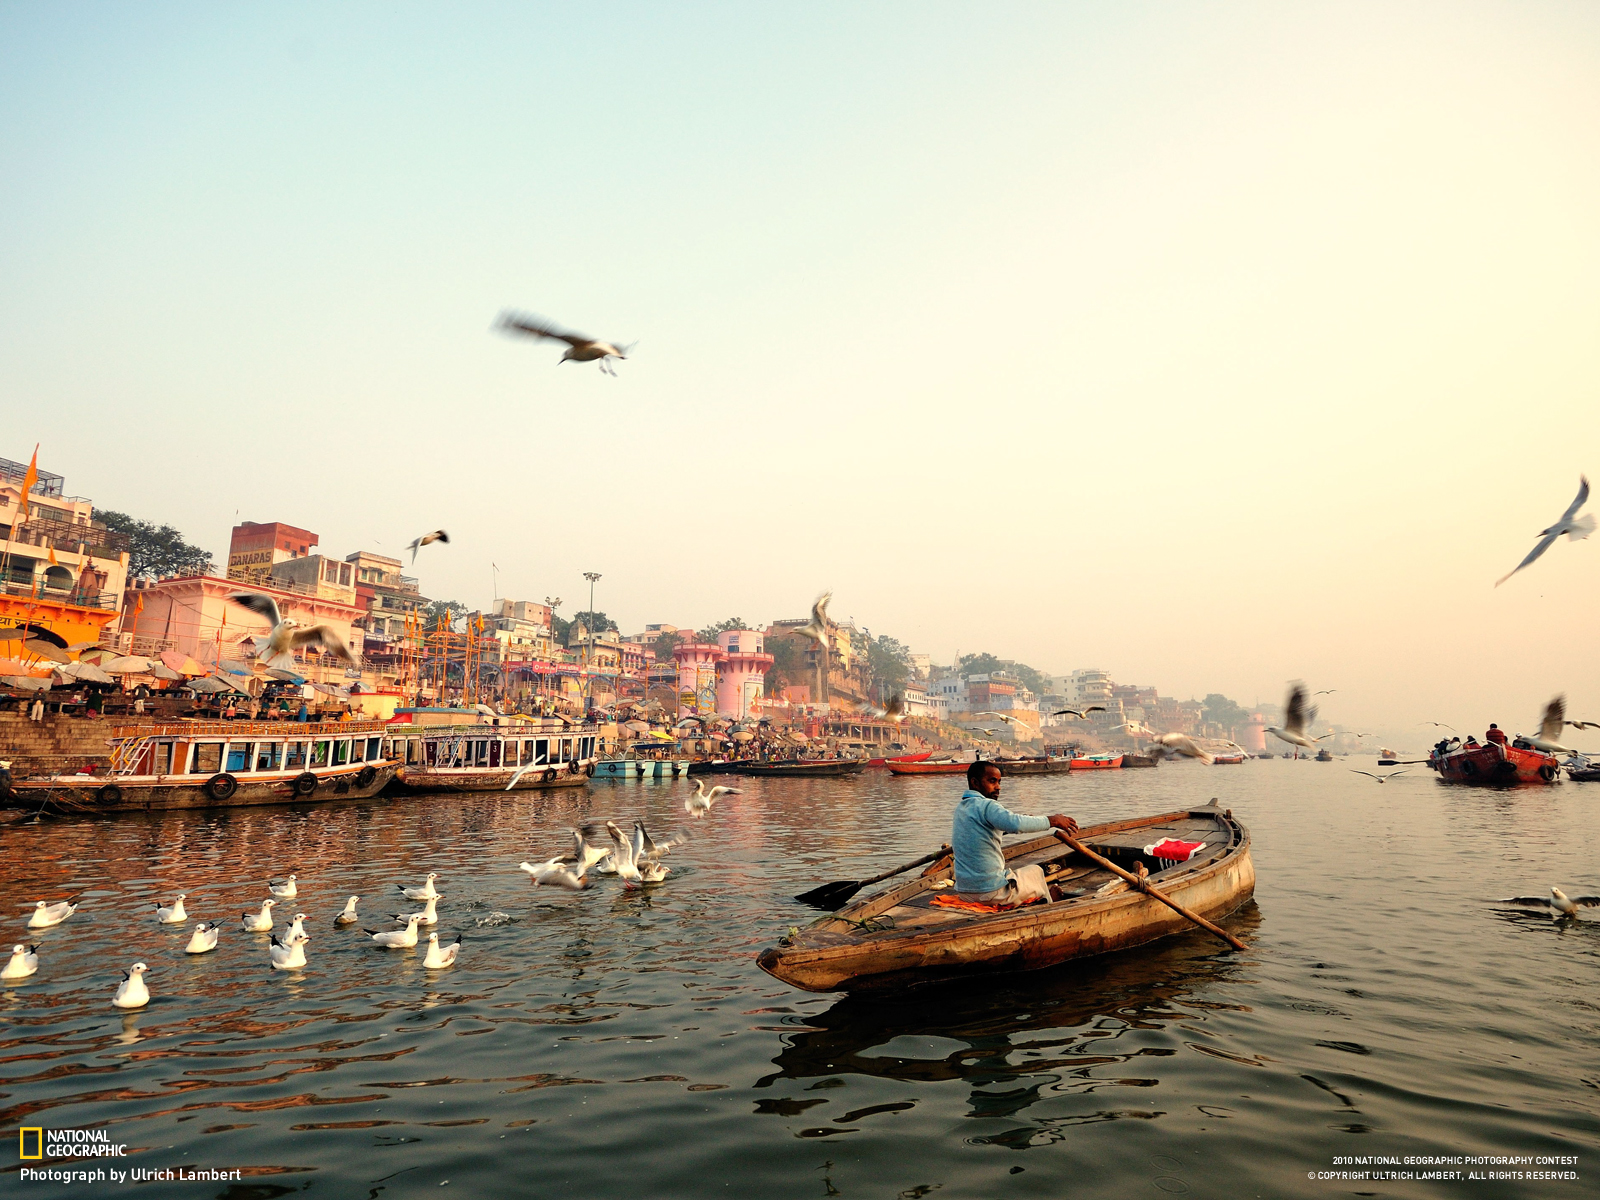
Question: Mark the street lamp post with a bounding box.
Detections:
[582,571,601,714]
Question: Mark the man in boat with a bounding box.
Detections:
[1486,723,1507,747]
[953,761,1078,905]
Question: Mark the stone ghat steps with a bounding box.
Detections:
[0,711,125,777]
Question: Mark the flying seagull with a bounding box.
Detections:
[407,530,449,565]
[794,592,831,652]
[1264,683,1323,752]
[973,711,1022,725]
[1496,475,1594,586]
[1350,769,1407,783]
[497,310,635,376]
[1420,721,1456,732]
[686,780,740,819]
[1497,886,1600,919]
[1313,689,1337,696]
[1154,732,1214,765]
[1053,706,1105,719]
[1523,695,1575,754]
[228,594,354,669]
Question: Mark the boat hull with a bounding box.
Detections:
[394,764,591,792]
[736,760,867,778]
[758,808,1253,993]
[1069,755,1123,770]
[16,762,399,813]
[1120,753,1160,768]
[886,760,968,776]
[1432,743,1557,786]
[991,757,1073,775]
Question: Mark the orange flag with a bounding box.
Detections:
[18,444,38,519]
[47,544,58,566]
[132,592,145,616]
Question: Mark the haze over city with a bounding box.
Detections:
[5,2,1600,736]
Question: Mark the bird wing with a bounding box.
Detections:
[1569,895,1600,907]
[228,593,282,627]
[289,625,355,663]
[1558,475,1590,525]
[635,821,658,858]
[605,821,633,871]
[1496,896,1552,907]
[1284,684,1307,735]
[1387,770,1408,779]
[1496,530,1560,586]
[973,711,1004,719]
[427,530,449,545]
[1540,695,1566,743]
[1350,770,1380,779]
[1566,720,1600,730]
[497,311,588,348]
[811,591,831,627]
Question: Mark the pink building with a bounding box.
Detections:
[715,629,773,719]
[122,575,363,682]
[672,642,722,717]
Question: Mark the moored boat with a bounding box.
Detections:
[1429,739,1558,786]
[991,756,1073,775]
[886,758,969,776]
[1213,753,1245,765]
[1069,753,1123,770]
[866,751,932,768]
[14,721,398,813]
[1120,752,1161,768]
[392,724,600,792]
[758,803,1253,993]
[1314,749,1333,762]
[736,759,867,778]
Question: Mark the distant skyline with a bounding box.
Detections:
[5,3,1600,736]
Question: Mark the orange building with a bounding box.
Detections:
[227,521,317,587]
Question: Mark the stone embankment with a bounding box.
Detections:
[0,712,123,778]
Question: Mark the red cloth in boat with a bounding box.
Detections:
[929,893,1047,914]
[1143,837,1205,861]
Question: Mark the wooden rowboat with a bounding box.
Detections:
[758,803,1252,993]
[991,756,1073,775]
[886,759,969,776]
[735,759,867,778]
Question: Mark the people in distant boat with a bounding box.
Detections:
[1486,724,1507,746]
[1464,735,1480,747]
[952,761,1078,905]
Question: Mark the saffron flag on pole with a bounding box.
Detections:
[47,545,58,566]
[18,445,39,519]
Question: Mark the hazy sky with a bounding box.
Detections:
[4,3,1600,738]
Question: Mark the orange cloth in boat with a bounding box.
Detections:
[930,893,1047,915]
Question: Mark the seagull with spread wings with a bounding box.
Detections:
[1523,694,1576,754]
[228,594,354,669]
[1350,769,1407,783]
[497,310,635,375]
[1497,886,1600,919]
[1264,683,1324,753]
[1496,475,1594,586]
[1053,706,1105,719]
[794,592,831,652]
[407,530,449,564]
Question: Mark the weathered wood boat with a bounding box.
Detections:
[13,721,399,813]
[991,755,1073,775]
[736,758,868,778]
[886,758,968,776]
[1429,739,1558,785]
[687,759,746,776]
[1069,753,1123,770]
[1120,752,1161,768]
[1213,753,1245,765]
[758,803,1253,993]
[1564,757,1600,782]
[391,724,600,793]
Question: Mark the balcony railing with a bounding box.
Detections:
[0,579,119,608]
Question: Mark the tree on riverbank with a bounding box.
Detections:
[95,509,213,578]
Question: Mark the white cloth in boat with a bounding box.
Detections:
[959,863,1050,906]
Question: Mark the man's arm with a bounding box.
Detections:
[977,797,1053,834]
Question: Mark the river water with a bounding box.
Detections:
[1,761,1595,1199]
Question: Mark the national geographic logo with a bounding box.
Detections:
[16,1127,126,1158]
[19,1127,42,1159]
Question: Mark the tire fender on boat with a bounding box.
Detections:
[586,761,595,777]
[1539,764,1556,781]
[292,772,317,798]
[205,773,237,801]
[96,783,123,805]
[543,769,555,785]
[355,765,377,788]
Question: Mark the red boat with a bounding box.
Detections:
[1429,740,1558,785]
[866,751,933,768]
[1069,754,1124,770]
[886,758,970,776]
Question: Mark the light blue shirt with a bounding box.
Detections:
[952,789,1051,894]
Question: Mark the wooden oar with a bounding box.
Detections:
[794,845,951,909]
[1054,831,1247,951]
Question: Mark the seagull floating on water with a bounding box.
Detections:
[406,529,449,565]
[1497,886,1600,919]
[241,899,276,932]
[155,894,188,924]
[112,963,151,1009]
[2,943,40,980]
[393,895,439,927]
[423,933,462,969]
[497,310,636,376]
[285,913,308,941]
[398,873,440,901]
[1264,684,1324,754]
[268,875,298,899]
[1496,475,1594,587]
[229,593,355,669]
[686,780,740,819]
[365,914,422,948]
[334,896,360,926]
[269,932,309,971]
[518,859,587,890]
[184,923,221,954]
[27,899,78,929]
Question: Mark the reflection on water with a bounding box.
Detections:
[1,765,1596,1198]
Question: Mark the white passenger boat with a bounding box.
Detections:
[13,721,399,813]
[390,724,600,792]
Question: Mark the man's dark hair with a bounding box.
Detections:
[966,760,998,788]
